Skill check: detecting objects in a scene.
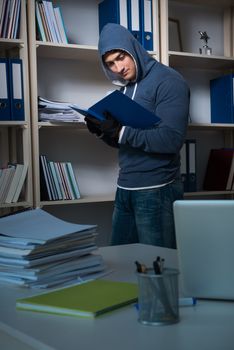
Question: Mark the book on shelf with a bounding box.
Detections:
[0,166,15,203]
[65,162,81,199]
[54,6,68,44]
[180,139,196,193]
[12,168,28,203]
[203,149,234,191]
[35,0,68,44]
[5,163,28,203]
[0,0,21,39]
[0,163,28,204]
[16,279,138,318]
[0,208,106,288]
[40,155,81,201]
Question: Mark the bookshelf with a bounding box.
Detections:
[160,0,234,197]
[27,0,160,209]
[0,0,32,215]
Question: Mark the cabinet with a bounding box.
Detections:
[159,0,234,197]
[0,0,32,215]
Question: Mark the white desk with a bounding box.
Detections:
[1,243,234,350]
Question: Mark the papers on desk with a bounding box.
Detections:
[0,209,106,288]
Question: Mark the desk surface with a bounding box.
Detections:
[1,243,234,350]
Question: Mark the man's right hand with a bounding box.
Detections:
[85,116,103,137]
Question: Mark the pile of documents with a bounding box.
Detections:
[0,209,106,288]
[38,96,84,123]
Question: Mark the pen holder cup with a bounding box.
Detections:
[136,268,180,326]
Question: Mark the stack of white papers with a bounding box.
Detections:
[38,96,85,123]
[0,209,106,288]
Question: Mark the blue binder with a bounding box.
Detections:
[8,58,25,121]
[70,90,161,129]
[186,139,196,192]
[180,142,188,192]
[98,0,153,50]
[0,58,11,121]
[98,0,129,33]
[127,0,142,44]
[210,74,234,124]
[140,0,153,51]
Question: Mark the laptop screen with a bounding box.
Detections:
[173,200,234,300]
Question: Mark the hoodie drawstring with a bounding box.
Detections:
[123,83,137,100]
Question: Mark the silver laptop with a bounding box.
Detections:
[173,200,234,300]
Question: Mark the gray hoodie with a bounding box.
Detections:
[98,23,190,188]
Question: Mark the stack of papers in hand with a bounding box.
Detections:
[38,96,85,123]
[0,209,106,288]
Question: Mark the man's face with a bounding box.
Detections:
[104,51,136,81]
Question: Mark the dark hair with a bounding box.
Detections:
[102,49,126,64]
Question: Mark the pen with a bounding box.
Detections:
[134,298,197,310]
[153,256,165,274]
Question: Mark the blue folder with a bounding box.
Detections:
[8,58,25,121]
[210,74,234,124]
[98,0,129,33]
[140,0,153,51]
[71,90,160,129]
[0,58,11,121]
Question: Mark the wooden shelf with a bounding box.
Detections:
[38,121,86,128]
[169,52,234,70]
[170,0,234,6]
[0,121,28,127]
[41,194,115,206]
[188,123,234,130]
[36,41,158,62]
[0,201,32,209]
[184,191,234,197]
[0,38,25,50]
[36,42,99,61]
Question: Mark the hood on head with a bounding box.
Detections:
[98,23,156,86]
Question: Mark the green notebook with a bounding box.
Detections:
[16,280,138,318]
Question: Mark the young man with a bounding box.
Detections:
[85,23,190,249]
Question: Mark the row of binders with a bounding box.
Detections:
[99,0,154,51]
[35,0,68,43]
[203,148,234,191]
[0,0,21,39]
[0,163,28,204]
[0,208,106,288]
[40,155,81,201]
[180,139,196,193]
[0,58,24,121]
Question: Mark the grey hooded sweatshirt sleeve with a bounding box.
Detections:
[98,23,190,188]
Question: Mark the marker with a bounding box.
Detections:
[135,260,147,273]
[179,297,197,307]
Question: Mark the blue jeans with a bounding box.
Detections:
[111,180,183,249]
